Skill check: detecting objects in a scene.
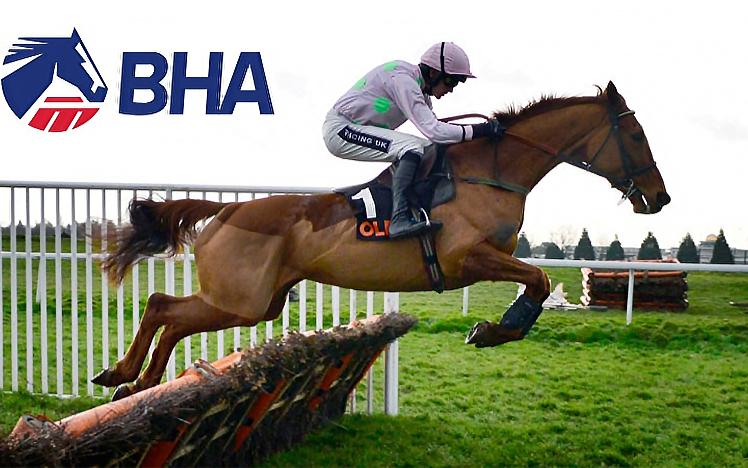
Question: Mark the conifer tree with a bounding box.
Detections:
[514,232,532,258]
[606,235,625,261]
[637,231,662,260]
[573,228,596,260]
[676,233,700,263]
[545,242,565,259]
[710,229,735,264]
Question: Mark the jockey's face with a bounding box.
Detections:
[428,70,464,99]
[432,79,454,99]
[431,77,460,99]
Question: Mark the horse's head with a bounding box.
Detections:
[582,81,670,214]
[54,29,107,103]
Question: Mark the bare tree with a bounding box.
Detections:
[550,225,578,250]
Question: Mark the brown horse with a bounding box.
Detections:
[94,81,670,400]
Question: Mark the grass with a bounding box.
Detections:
[1,263,748,466]
[264,330,748,467]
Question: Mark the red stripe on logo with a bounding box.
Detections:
[28,107,100,132]
[44,97,84,102]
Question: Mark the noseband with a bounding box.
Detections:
[442,108,658,201]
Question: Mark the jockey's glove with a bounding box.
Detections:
[471,118,506,140]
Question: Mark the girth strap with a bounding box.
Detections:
[460,176,530,195]
[411,207,445,293]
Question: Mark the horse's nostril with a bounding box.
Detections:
[656,192,671,206]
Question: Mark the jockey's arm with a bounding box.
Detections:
[387,74,474,145]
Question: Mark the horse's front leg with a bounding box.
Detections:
[461,241,551,348]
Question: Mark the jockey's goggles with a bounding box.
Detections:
[443,74,467,88]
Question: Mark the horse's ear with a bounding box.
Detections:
[605,81,623,107]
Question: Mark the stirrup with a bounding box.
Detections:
[389,218,431,239]
[418,208,443,232]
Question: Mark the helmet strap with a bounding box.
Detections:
[439,41,446,75]
[419,64,438,95]
[420,42,448,95]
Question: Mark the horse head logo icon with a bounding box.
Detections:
[2,29,108,132]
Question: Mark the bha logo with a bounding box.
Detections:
[2,28,273,133]
[119,52,273,115]
[1,29,107,132]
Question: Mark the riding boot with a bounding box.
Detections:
[389,152,431,239]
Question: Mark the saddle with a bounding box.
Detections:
[335,145,455,236]
[335,145,456,292]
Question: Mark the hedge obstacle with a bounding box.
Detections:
[2,313,416,466]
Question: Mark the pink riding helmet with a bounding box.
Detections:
[420,42,476,78]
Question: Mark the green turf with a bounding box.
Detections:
[1,265,747,466]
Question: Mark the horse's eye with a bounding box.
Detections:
[631,132,644,142]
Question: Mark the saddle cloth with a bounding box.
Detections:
[335,145,456,241]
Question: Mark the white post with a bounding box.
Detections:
[282,295,290,337]
[183,243,193,367]
[55,189,63,395]
[132,190,139,341]
[40,189,48,394]
[233,192,241,350]
[25,188,33,393]
[199,191,209,357]
[216,192,225,356]
[316,282,324,330]
[462,287,469,316]
[100,190,108,397]
[367,291,374,317]
[347,289,357,413]
[183,191,193,364]
[299,280,307,333]
[384,292,399,416]
[265,317,273,342]
[349,289,357,324]
[10,187,18,391]
[165,189,176,379]
[626,269,635,325]
[85,190,93,396]
[147,257,156,359]
[366,291,374,414]
[250,323,257,348]
[71,189,79,396]
[332,286,340,326]
[116,190,125,360]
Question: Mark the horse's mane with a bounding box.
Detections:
[492,90,605,127]
[4,38,67,64]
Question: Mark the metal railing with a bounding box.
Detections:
[3,180,745,406]
[460,258,748,323]
[0,180,400,414]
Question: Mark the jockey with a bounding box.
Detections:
[323,42,505,239]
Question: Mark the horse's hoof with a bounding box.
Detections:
[112,384,135,401]
[92,368,117,387]
[465,321,523,348]
[465,321,490,345]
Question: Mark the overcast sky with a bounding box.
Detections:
[1,1,746,250]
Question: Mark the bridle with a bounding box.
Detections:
[570,108,657,202]
[441,108,658,202]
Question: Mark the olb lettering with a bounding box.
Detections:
[119,52,273,115]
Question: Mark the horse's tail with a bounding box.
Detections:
[102,198,231,284]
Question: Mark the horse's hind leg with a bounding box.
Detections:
[92,292,174,388]
[461,241,551,348]
[112,294,258,400]
[118,291,287,400]
[94,293,256,400]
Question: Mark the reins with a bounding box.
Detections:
[439,109,657,198]
[440,112,568,158]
